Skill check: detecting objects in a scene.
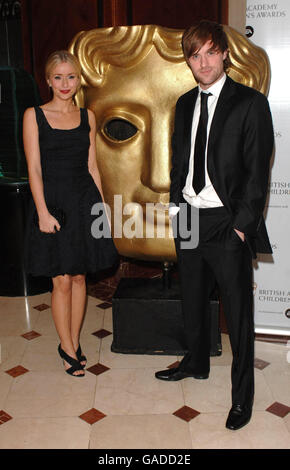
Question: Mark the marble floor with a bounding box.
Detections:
[0,290,289,450]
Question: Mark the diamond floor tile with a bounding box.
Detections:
[87,363,110,376]
[5,365,29,378]
[266,402,290,418]
[254,358,270,370]
[173,406,200,422]
[92,329,112,339]
[33,304,50,311]
[0,410,13,425]
[21,331,42,341]
[97,302,112,310]
[79,408,106,425]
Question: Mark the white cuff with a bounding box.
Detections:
[169,206,180,219]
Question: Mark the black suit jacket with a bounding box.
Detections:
[170,76,274,258]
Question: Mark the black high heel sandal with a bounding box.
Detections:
[58,344,85,377]
[76,344,87,367]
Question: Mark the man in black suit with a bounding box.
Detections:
[155,20,274,430]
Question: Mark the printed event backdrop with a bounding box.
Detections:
[246,0,290,335]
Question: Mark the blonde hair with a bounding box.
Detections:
[45,50,82,90]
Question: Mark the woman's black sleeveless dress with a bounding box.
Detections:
[25,106,118,277]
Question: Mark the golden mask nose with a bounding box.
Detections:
[140,116,171,194]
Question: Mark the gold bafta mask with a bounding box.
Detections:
[69,25,270,262]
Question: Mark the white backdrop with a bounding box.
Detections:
[246,0,290,335]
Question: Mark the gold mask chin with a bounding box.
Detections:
[70,25,270,262]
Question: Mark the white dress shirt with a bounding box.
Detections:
[169,73,226,217]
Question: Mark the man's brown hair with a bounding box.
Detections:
[182,20,231,71]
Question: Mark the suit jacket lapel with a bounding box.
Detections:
[207,76,237,156]
[182,87,198,172]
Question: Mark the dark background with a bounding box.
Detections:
[0,0,228,101]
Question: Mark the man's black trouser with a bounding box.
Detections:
[174,203,254,407]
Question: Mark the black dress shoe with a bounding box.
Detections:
[225,404,252,431]
[155,367,209,381]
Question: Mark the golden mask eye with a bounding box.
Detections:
[104,118,138,142]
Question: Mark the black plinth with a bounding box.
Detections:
[0,178,51,296]
[111,277,222,356]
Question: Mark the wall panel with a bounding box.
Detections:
[20,0,229,105]
[21,0,99,101]
[130,0,226,28]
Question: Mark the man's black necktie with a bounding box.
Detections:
[192,92,212,195]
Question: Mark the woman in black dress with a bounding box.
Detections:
[23,51,117,377]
